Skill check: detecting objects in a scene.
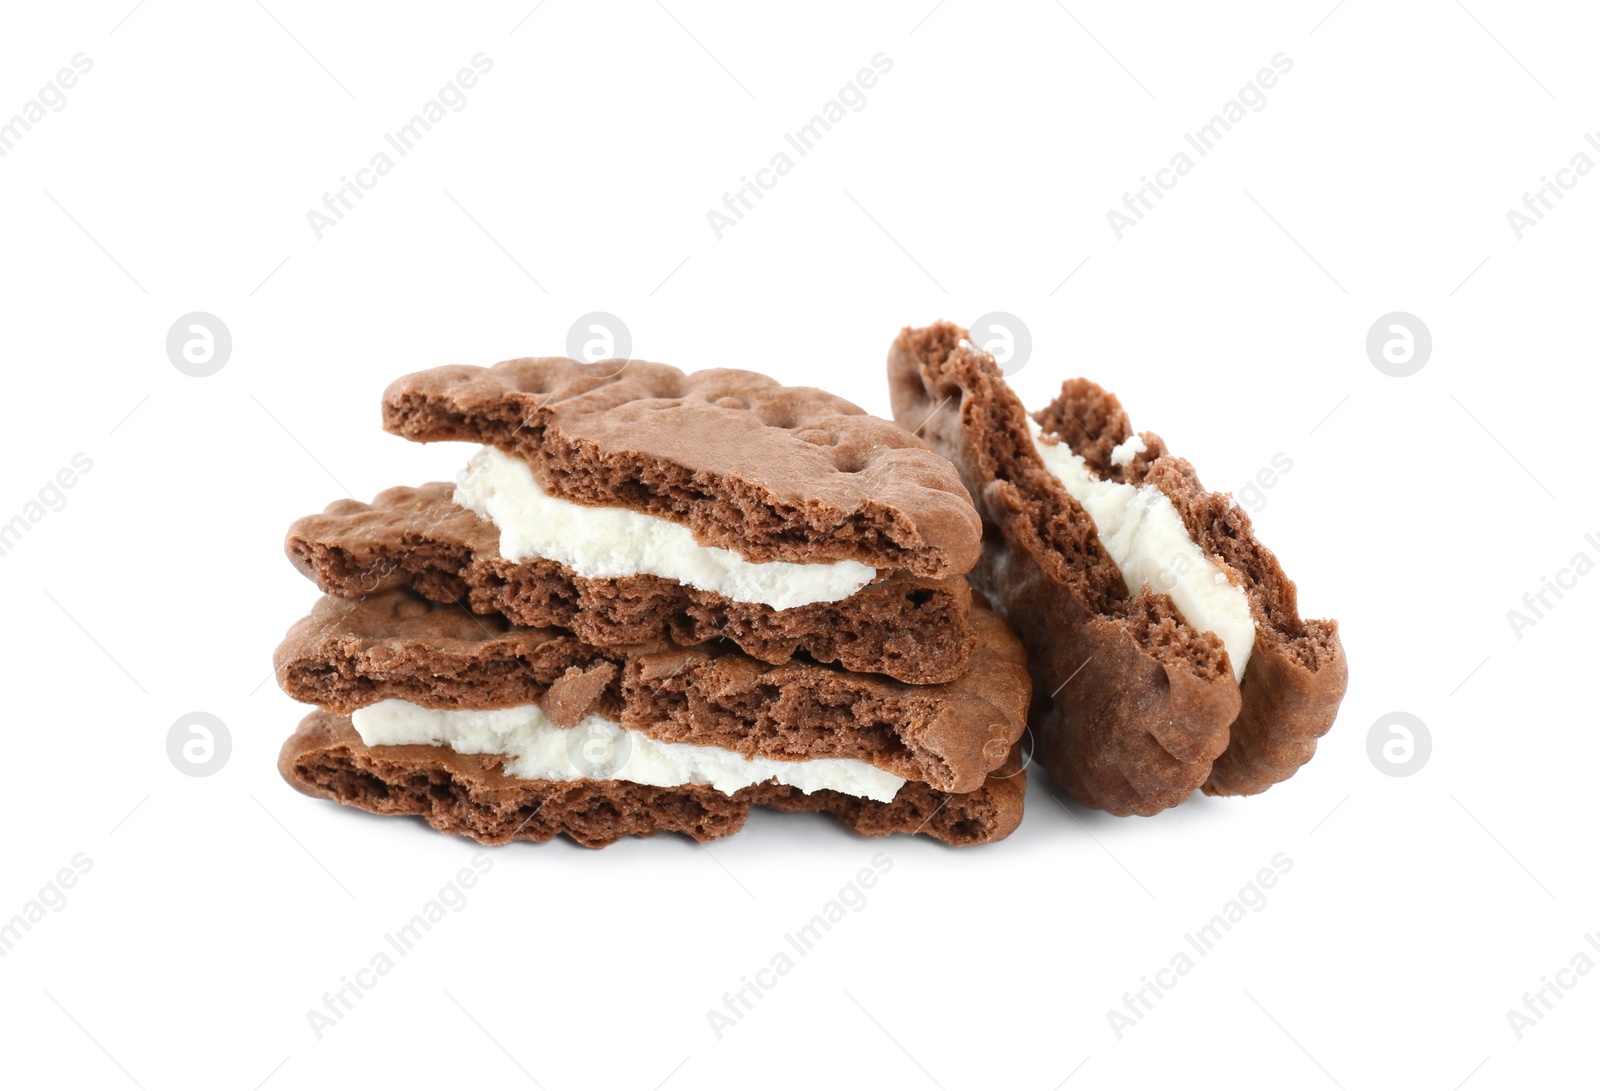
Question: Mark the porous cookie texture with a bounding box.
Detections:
[280,711,1027,848]
[888,321,1347,816]
[275,589,1030,794]
[275,590,603,715]
[381,356,981,576]
[285,483,977,685]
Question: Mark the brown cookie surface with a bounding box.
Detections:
[275,589,1030,794]
[285,483,977,685]
[1036,381,1348,799]
[279,711,1026,848]
[888,321,1346,815]
[274,590,606,715]
[382,357,981,577]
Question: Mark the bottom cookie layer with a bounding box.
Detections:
[279,711,1025,848]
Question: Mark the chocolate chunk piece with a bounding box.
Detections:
[541,663,618,728]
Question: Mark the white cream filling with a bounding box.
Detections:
[351,698,907,804]
[1030,420,1255,681]
[1109,433,1148,468]
[453,446,876,611]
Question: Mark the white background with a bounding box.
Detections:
[0,2,1594,1088]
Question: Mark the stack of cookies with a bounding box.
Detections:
[275,357,1031,847]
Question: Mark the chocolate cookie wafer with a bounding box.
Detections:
[275,589,1030,794]
[286,483,976,685]
[281,712,1027,848]
[888,321,1347,816]
[382,357,981,574]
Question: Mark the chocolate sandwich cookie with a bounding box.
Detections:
[286,484,977,685]
[275,589,1030,795]
[280,712,1026,848]
[888,321,1347,816]
[382,357,980,574]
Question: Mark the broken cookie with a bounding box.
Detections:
[888,321,1347,816]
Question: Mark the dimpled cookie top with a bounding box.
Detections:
[382,357,981,577]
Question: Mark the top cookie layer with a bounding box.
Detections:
[382,358,981,578]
